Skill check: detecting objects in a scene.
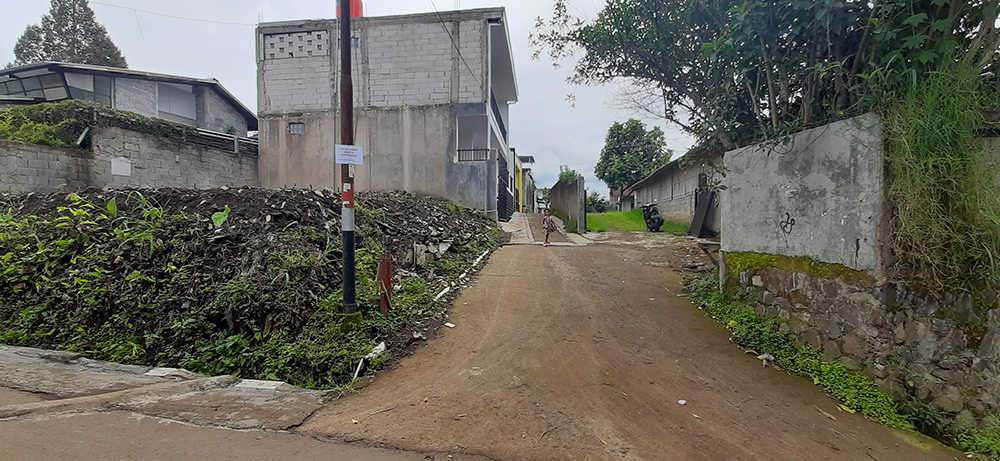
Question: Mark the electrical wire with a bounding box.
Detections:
[427,0,482,88]
[89,1,256,27]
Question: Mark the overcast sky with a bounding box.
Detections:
[1,0,693,198]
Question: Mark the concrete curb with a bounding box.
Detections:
[0,375,240,420]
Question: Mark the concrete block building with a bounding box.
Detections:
[0,62,257,136]
[626,156,721,233]
[255,7,518,220]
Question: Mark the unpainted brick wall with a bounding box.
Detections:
[114,78,158,118]
[259,16,486,115]
[207,90,248,135]
[260,55,332,113]
[0,127,258,193]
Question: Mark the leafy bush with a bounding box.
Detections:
[883,64,1000,285]
[0,191,495,389]
[0,99,195,148]
[558,165,580,182]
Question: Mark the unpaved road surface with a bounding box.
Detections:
[301,236,956,460]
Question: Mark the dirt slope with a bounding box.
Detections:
[299,238,956,461]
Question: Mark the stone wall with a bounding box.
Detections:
[720,116,1000,415]
[722,113,884,272]
[0,126,258,193]
[738,264,1000,414]
[550,176,585,232]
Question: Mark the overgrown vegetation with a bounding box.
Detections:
[723,251,875,287]
[0,100,195,148]
[687,274,1000,458]
[882,64,1000,286]
[557,165,580,183]
[0,189,497,390]
[586,209,687,234]
[686,275,910,428]
[0,110,77,147]
[594,119,668,194]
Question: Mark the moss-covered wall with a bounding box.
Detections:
[729,251,1000,415]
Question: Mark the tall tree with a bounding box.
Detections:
[12,0,128,68]
[532,0,1000,152]
[595,119,668,194]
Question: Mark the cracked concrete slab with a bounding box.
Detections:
[0,346,172,399]
[0,345,326,431]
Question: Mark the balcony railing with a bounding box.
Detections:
[458,148,491,162]
[490,90,507,142]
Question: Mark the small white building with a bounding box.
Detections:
[625,157,720,234]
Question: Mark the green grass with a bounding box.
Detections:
[686,274,1000,458]
[685,275,912,429]
[586,209,687,234]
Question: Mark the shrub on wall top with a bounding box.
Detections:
[0,99,196,149]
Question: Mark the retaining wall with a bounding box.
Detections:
[722,113,884,272]
[550,177,585,232]
[0,126,258,193]
[738,264,1000,414]
[721,115,1000,415]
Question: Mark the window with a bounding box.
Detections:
[157,83,196,125]
[289,122,305,133]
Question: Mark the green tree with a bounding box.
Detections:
[586,190,610,214]
[594,119,667,194]
[532,0,1000,151]
[558,165,580,182]
[11,0,128,68]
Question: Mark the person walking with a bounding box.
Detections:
[542,208,556,246]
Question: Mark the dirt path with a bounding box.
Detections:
[0,411,489,461]
[526,213,569,243]
[300,238,957,461]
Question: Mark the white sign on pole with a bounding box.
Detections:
[336,144,363,165]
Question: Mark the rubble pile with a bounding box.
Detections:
[359,191,498,267]
[0,187,500,389]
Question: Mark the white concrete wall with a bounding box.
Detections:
[721,113,884,272]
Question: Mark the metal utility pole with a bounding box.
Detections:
[339,0,357,314]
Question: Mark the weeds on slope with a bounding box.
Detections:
[685,275,909,428]
[0,190,496,390]
[686,275,1000,459]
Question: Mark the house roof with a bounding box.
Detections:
[518,155,535,164]
[624,157,685,195]
[0,62,257,130]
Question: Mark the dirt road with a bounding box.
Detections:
[301,236,956,461]
[0,385,488,461]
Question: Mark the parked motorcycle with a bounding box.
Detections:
[640,203,664,232]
